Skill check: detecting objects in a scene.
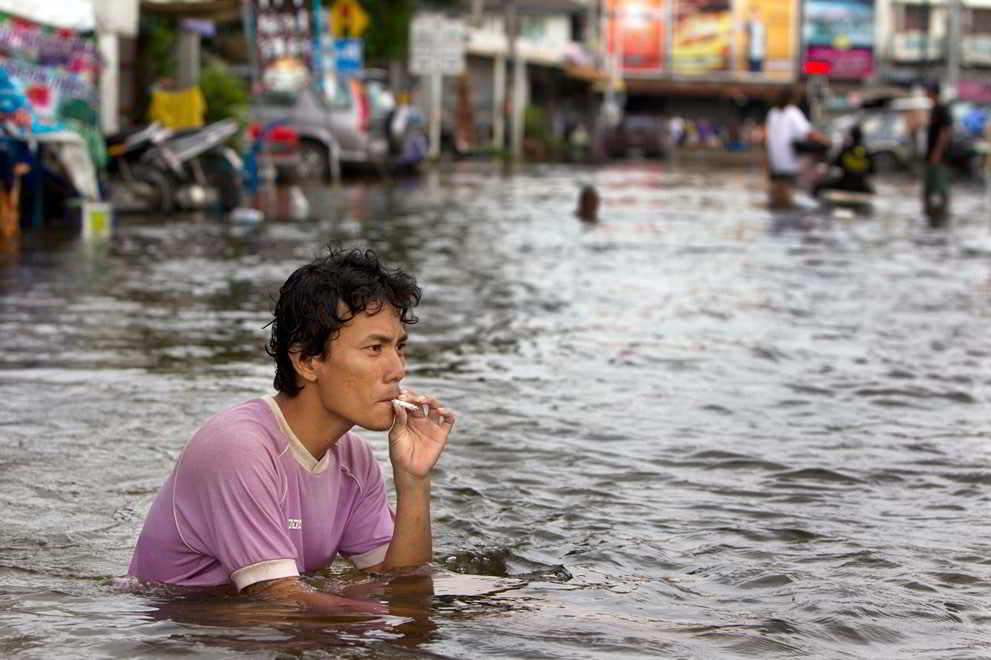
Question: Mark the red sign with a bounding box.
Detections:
[607,0,666,72]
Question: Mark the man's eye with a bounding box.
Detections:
[366,344,383,354]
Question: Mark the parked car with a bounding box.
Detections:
[601,114,668,159]
[251,74,426,180]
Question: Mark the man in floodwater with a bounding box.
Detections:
[129,247,455,611]
[923,80,953,228]
[764,86,831,209]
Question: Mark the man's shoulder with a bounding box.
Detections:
[185,398,283,462]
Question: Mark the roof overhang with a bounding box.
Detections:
[140,0,239,20]
[479,0,591,15]
[0,0,95,30]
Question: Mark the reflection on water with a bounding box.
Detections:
[1,161,990,658]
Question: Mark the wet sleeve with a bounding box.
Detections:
[337,440,395,569]
[173,429,300,590]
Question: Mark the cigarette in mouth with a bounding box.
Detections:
[393,400,421,412]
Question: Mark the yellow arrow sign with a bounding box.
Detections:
[330,0,369,39]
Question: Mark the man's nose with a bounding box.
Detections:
[385,347,405,382]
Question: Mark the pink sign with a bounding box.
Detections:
[803,46,874,78]
[958,80,991,102]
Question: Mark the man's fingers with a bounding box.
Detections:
[398,389,456,426]
[431,407,456,426]
[391,399,409,427]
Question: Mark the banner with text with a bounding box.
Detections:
[0,10,104,166]
[0,11,99,122]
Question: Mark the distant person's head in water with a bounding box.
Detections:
[576,184,599,223]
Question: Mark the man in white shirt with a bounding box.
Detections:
[764,87,830,208]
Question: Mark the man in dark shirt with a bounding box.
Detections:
[814,125,874,197]
[923,81,952,228]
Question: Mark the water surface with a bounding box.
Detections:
[1,161,989,658]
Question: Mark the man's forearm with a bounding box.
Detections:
[382,477,432,570]
[244,576,385,613]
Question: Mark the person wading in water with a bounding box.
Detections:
[129,247,456,612]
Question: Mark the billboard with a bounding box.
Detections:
[251,0,313,92]
[672,0,732,74]
[606,0,666,72]
[736,0,797,77]
[802,0,875,78]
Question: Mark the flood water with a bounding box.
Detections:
[1,160,990,658]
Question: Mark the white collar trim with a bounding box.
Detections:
[262,395,333,473]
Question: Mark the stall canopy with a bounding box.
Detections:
[0,0,95,30]
[0,0,103,200]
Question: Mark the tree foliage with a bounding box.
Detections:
[323,0,462,65]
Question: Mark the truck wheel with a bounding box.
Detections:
[299,140,330,182]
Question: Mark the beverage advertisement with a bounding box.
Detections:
[606,0,666,72]
[801,0,875,78]
[672,0,732,74]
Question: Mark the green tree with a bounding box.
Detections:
[323,0,461,65]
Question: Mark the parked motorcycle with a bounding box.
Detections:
[107,119,243,213]
[106,121,174,211]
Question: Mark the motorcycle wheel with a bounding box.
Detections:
[130,165,175,214]
[199,152,242,212]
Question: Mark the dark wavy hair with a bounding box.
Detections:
[266,246,421,396]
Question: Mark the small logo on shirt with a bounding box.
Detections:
[288,518,302,530]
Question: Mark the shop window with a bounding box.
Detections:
[972,9,991,34]
[901,5,930,32]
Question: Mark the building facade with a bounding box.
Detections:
[879,0,991,100]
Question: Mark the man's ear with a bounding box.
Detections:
[288,345,320,385]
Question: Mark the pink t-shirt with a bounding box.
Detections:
[128,396,395,590]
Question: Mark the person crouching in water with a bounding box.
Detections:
[813,125,874,198]
[0,72,32,240]
[764,87,831,209]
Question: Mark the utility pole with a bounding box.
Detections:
[947,0,962,95]
[921,0,930,83]
[505,1,525,160]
